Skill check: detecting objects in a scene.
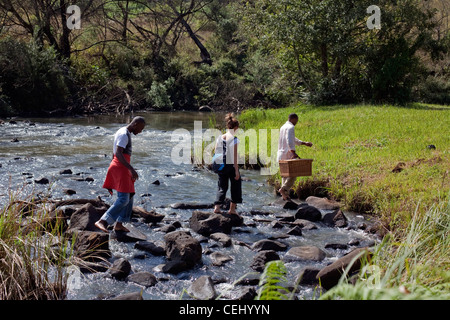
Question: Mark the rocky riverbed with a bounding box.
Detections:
[55,194,379,300]
[0,113,380,300]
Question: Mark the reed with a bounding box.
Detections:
[0,190,74,300]
[320,197,450,300]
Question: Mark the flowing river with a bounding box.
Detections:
[0,111,377,300]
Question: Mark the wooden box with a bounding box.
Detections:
[279,159,313,177]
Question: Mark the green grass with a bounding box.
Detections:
[0,190,74,299]
[238,103,450,231]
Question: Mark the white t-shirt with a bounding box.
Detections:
[113,126,132,155]
[277,121,304,161]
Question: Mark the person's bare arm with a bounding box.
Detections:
[115,146,138,181]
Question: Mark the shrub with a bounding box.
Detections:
[0,38,71,115]
[145,77,175,110]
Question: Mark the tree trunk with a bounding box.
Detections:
[180,17,212,65]
[59,0,71,59]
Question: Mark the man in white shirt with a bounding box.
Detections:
[277,113,313,200]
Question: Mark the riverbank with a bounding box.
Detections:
[238,103,449,233]
[236,102,450,298]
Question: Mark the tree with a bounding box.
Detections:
[239,0,445,104]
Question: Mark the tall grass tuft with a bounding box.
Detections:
[320,197,450,300]
[0,192,73,300]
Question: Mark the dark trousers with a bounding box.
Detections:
[214,165,242,205]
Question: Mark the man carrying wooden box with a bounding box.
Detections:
[277,113,313,201]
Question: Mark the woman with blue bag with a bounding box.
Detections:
[212,113,242,215]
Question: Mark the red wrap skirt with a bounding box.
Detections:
[102,154,135,193]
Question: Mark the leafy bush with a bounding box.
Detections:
[146,77,175,110]
[0,38,71,115]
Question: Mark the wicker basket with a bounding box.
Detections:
[279,159,313,177]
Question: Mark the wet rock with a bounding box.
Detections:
[76,259,111,274]
[164,231,202,272]
[284,246,326,262]
[325,243,349,250]
[189,211,234,236]
[306,196,341,210]
[34,177,50,185]
[161,260,189,274]
[111,291,143,300]
[73,231,110,261]
[132,206,164,223]
[134,241,165,256]
[110,227,147,243]
[127,272,157,287]
[316,247,372,290]
[160,224,176,233]
[348,239,360,246]
[60,169,73,175]
[292,219,317,230]
[296,268,320,286]
[270,220,283,229]
[63,188,76,195]
[170,202,214,210]
[211,252,233,266]
[322,209,348,228]
[286,226,303,236]
[250,250,280,271]
[275,213,295,222]
[236,287,257,300]
[295,204,322,222]
[10,137,19,143]
[251,239,287,252]
[66,203,105,234]
[283,201,299,210]
[210,232,232,247]
[188,275,216,300]
[109,258,131,280]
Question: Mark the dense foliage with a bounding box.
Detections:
[0,0,448,116]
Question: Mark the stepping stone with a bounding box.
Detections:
[110,225,147,243]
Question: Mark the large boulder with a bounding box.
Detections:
[189,211,234,236]
[73,230,110,261]
[164,231,202,272]
[316,247,372,290]
[66,203,106,235]
[295,204,322,222]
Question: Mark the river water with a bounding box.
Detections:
[0,111,376,300]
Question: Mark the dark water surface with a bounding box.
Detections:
[0,112,376,300]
